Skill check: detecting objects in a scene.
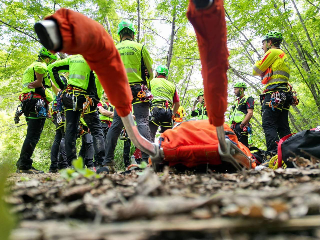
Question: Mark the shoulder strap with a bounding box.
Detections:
[277,133,294,168]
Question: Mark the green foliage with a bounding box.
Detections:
[60,157,100,180]
[0,165,16,240]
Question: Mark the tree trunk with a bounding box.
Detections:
[292,40,320,111]
[181,66,194,106]
[290,0,319,58]
[291,105,310,129]
[225,10,261,59]
[166,8,176,70]
[230,67,262,95]
[137,0,141,43]
[305,0,320,11]
[252,115,263,129]
[289,111,302,132]
[104,15,113,38]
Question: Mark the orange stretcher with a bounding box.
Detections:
[34,0,251,172]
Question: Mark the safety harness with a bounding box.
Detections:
[150,100,173,128]
[18,92,49,119]
[64,84,96,116]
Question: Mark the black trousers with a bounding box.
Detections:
[262,92,291,153]
[233,123,249,147]
[149,106,173,142]
[79,133,94,167]
[17,116,46,170]
[65,110,105,166]
[104,102,151,164]
[123,138,132,167]
[50,128,68,170]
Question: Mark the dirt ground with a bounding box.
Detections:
[6,167,320,240]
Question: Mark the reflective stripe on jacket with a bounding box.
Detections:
[253,49,290,88]
[116,40,153,85]
[229,96,249,124]
[48,55,91,90]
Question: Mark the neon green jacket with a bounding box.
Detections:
[253,48,290,88]
[191,104,208,120]
[150,77,176,106]
[229,96,249,124]
[22,61,51,94]
[116,40,153,86]
[99,102,114,122]
[48,55,103,99]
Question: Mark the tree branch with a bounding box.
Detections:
[0,19,39,42]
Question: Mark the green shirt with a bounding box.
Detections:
[48,55,103,99]
[150,77,176,106]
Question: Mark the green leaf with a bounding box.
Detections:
[83,168,96,178]
[139,161,148,169]
[72,157,84,171]
[20,177,30,182]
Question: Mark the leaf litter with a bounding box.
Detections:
[6,167,320,239]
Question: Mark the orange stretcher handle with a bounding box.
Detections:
[187,0,229,127]
[45,9,132,117]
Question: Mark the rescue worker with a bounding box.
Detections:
[173,106,186,125]
[119,128,133,167]
[253,31,292,155]
[97,92,114,141]
[103,20,153,172]
[49,73,68,173]
[149,65,180,142]
[191,90,208,120]
[78,118,94,168]
[48,54,106,168]
[16,47,57,174]
[49,91,68,172]
[229,82,254,147]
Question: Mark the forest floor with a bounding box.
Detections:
[6,167,320,240]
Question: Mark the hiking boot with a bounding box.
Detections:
[193,0,214,9]
[16,167,44,174]
[96,166,109,174]
[105,161,116,174]
[49,168,59,173]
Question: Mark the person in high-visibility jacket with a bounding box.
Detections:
[191,90,208,120]
[49,74,68,173]
[229,82,254,147]
[103,20,153,172]
[78,117,94,168]
[16,47,57,174]
[48,54,106,168]
[253,31,292,155]
[173,106,186,124]
[149,65,180,142]
[97,92,114,140]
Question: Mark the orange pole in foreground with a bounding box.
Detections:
[45,9,133,117]
[187,0,229,126]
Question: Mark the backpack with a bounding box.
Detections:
[278,129,320,168]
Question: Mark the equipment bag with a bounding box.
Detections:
[278,129,320,168]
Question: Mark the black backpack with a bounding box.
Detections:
[278,130,320,168]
